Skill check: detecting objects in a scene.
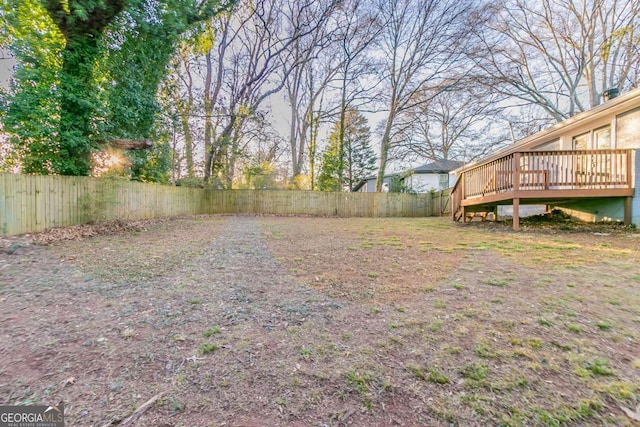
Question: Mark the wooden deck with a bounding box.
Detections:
[451,149,635,229]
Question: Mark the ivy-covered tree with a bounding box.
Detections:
[318,108,377,191]
[1,0,63,173]
[41,0,129,175]
[1,0,234,176]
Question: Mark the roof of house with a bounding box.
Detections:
[453,87,640,174]
[351,160,462,191]
[412,159,463,173]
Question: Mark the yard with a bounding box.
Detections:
[0,216,639,426]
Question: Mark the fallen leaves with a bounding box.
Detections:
[61,377,75,389]
[33,219,163,245]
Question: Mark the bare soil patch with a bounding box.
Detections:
[1,215,639,426]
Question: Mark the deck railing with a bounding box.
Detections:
[452,149,634,216]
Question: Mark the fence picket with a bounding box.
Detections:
[0,173,452,235]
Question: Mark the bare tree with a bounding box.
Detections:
[330,0,382,189]
[374,0,472,191]
[282,0,341,185]
[197,0,339,186]
[202,17,230,184]
[393,84,508,163]
[469,0,640,122]
[281,0,381,188]
[174,45,198,178]
[159,44,203,181]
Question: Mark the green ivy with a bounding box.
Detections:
[2,0,235,178]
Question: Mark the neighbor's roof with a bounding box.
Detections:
[413,159,463,173]
[352,160,462,191]
[453,87,640,174]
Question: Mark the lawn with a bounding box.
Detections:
[0,216,639,426]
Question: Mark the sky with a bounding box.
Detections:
[0,46,415,175]
[0,49,16,88]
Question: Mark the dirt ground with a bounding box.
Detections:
[0,215,639,426]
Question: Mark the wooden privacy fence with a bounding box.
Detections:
[0,173,452,236]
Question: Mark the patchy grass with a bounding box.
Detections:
[586,359,615,376]
[1,216,639,426]
[198,342,219,355]
[203,326,221,337]
[427,366,450,385]
[595,320,612,330]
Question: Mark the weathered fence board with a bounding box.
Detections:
[0,173,451,236]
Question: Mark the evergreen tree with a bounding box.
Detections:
[317,141,340,191]
[318,109,377,191]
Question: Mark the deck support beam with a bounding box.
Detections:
[513,198,520,230]
[624,196,632,226]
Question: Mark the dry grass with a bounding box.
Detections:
[0,215,638,426]
[261,217,640,426]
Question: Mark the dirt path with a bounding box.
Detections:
[0,217,420,426]
[172,216,423,426]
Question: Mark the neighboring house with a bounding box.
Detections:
[353,160,462,193]
[353,174,394,193]
[403,160,463,193]
[451,88,640,229]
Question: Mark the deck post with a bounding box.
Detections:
[513,153,521,192]
[513,153,521,231]
[462,206,467,223]
[493,206,499,222]
[624,196,632,226]
[513,198,520,231]
[627,150,633,186]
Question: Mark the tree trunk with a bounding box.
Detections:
[376,109,395,192]
[203,51,214,181]
[225,128,242,188]
[289,105,300,177]
[308,109,320,189]
[206,116,236,185]
[337,68,349,190]
[181,113,195,177]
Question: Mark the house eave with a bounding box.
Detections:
[412,169,455,175]
[452,88,640,175]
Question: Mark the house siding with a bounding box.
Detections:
[405,174,442,192]
[358,177,391,192]
[454,88,640,226]
[528,105,640,152]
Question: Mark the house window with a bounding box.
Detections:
[617,106,640,149]
[439,174,449,189]
[572,133,589,150]
[593,126,611,149]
